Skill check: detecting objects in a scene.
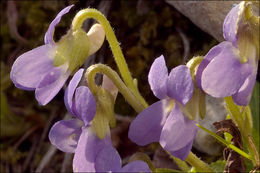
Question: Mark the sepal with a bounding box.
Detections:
[53,24,105,73]
[54,28,90,72]
[92,87,116,139]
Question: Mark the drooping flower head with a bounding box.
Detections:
[196,1,259,106]
[128,55,198,160]
[10,5,105,105]
[49,69,150,172]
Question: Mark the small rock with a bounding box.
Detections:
[193,95,227,156]
[166,1,240,42]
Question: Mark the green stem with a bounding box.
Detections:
[197,123,253,161]
[86,64,144,113]
[185,152,215,172]
[224,96,256,164]
[72,8,148,108]
[168,151,215,172]
[186,56,203,79]
[167,151,190,172]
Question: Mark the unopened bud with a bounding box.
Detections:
[87,24,105,56]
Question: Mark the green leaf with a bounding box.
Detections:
[245,157,254,172]
[210,160,226,172]
[249,82,259,152]
[224,132,233,143]
[196,124,253,160]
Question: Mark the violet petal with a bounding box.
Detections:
[201,42,252,98]
[223,2,244,46]
[121,161,151,173]
[48,119,83,153]
[128,99,170,146]
[10,45,55,90]
[169,140,193,161]
[95,146,122,172]
[35,66,70,105]
[73,127,112,172]
[167,65,193,105]
[44,5,74,45]
[196,42,229,89]
[148,55,168,99]
[232,65,257,105]
[159,104,197,160]
[74,86,96,125]
[64,68,84,115]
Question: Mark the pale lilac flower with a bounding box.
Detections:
[49,69,150,172]
[10,5,74,105]
[95,145,151,172]
[196,2,258,105]
[128,55,198,160]
[72,127,150,172]
[48,68,96,151]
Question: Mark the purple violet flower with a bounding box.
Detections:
[128,55,198,160]
[95,145,151,172]
[196,2,258,106]
[10,5,77,105]
[49,69,150,172]
[48,68,97,171]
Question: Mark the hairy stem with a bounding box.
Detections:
[72,8,148,107]
[86,64,144,113]
[186,152,215,172]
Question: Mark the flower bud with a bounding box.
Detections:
[87,24,105,56]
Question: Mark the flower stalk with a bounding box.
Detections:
[197,123,253,161]
[185,152,215,172]
[85,64,144,113]
[86,64,215,172]
[167,152,190,172]
[72,8,148,108]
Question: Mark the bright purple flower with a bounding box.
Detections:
[10,5,74,105]
[49,69,150,172]
[196,2,258,106]
[128,55,198,160]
